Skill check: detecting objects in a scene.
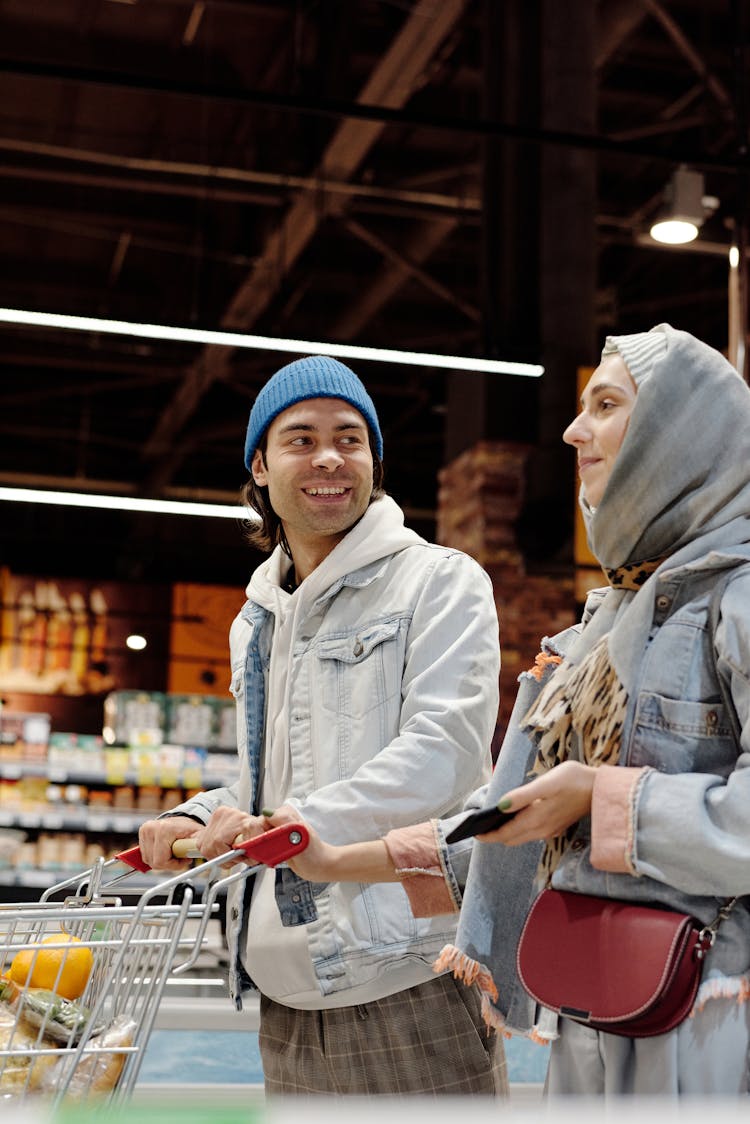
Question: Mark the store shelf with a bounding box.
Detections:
[0,807,152,834]
[0,868,60,888]
[0,759,232,790]
[0,746,239,902]
[0,868,222,893]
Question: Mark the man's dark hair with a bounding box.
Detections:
[242,429,386,556]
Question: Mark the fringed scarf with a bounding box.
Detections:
[519,558,661,880]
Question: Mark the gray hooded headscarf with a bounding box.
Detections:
[571,322,750,695]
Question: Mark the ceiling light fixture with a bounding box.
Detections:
[649,166,718,246]
[0,485,252,520]
[0,307,544,378]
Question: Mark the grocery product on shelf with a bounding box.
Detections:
[102,691,167,748]
[0,690,240,893]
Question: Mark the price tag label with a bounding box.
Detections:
[48,769,68,783]
[87,815,110,833]
[42,814,65,830]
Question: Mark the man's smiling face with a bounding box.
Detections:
[251,397,374,557]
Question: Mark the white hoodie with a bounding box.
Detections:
[244,497,430,1006]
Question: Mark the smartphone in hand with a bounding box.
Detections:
[445,803,517,844]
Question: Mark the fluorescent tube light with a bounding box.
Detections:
[0,307,544,378]
[0,485,253,520]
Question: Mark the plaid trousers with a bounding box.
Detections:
[258,971,508,1096]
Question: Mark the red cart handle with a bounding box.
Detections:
[116,822,309,873]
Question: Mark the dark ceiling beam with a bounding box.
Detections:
[397,162,479,190]
[639,0,734,120]
[103,0,285,12]
[332,218,466,340]
[341,216,479,325]
[0,422,138,452]
[0,202,258,270]
[596,1,649,69]
[0,55,742,172]
[609,111,709,142]
[141,0,470,485]
[0,199,199,239]
[0,358,183,404]
[0,138,481,214]
[659,81,704,121]
[0,161,283,209]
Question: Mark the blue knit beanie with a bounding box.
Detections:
[244,355,383,468]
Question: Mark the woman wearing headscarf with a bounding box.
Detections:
[263,324,750,1095]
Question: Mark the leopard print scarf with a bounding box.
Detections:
[520,557,662,880]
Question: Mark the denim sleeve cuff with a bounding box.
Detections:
[383,821,458,917]
[274,866,319,926]
[590,765,649,874]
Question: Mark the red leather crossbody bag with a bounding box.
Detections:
[516,888,725,1038]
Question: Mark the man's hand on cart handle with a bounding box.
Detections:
[118,822,309,873]
[137,814,202,872]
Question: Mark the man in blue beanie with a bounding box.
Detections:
[139,355,505,1095]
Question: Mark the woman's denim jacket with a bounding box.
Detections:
[168,542,499,1006]
[436,553,750,1032]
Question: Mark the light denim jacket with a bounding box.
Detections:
[170,542,499,1005]
[552,553,750,984]
[444,552,750,1035]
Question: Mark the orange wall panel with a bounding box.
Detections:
[168,583,243,696]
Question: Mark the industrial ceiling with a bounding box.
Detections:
[0,0,746,587]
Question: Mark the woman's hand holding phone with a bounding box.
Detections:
[445,803,517,843]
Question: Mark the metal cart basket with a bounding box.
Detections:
[0,823,308,1108]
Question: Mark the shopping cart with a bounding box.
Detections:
[0,822,308,1107]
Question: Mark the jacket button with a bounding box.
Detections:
[231,907,239,921]
[656,594,671,611]
[291,894,301,903]
[706,710,718,726]
[353,639,364,656]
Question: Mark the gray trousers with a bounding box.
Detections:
[547,996,750,1096]
[258,971,508,1096]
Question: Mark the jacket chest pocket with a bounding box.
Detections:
[629,692,736,774]
[316,618,404,718]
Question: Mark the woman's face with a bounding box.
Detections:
[563,354,638,508]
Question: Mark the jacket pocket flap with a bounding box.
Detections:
[317,618,402,664]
